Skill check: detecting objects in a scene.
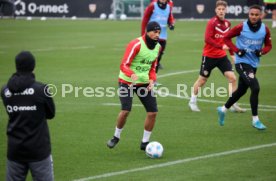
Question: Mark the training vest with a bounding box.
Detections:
[119,37,160,84]
[149,2,170,40]
[235,21,266,68]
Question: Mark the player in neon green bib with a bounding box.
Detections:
[107,22,161,151]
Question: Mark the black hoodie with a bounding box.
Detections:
[1,72,55,162]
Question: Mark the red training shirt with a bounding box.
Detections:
[203,16,233,58]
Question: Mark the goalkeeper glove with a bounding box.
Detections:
[237,49,246,57]
[254,49,262,57]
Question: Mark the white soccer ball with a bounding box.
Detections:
[120,14,127,20]
[108,13,114,20]
[145,141,164,158]
[99,13,107,20]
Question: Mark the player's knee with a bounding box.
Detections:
[226,72,236,83]
[198,77,207,86]
[120,110,130,118]
[228,76,236,83]
[147,112,157,118]
[251,85,260,94]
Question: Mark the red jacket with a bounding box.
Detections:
[203,16,233,58]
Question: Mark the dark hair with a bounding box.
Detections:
[249,4,262,11]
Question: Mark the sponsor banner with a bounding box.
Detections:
[173,0,268,19]
[14,0,113,17]
[9,0,269,19]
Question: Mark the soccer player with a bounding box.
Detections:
[141,0,175,72]
[262,0,276,28]
[107,22,161,151]
[189,0,245,112]
[1,51,56,180]
[217,5,272,130]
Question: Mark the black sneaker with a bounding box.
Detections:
[107,136,119,149]
[140,141,149,151]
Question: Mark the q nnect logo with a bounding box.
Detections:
[15,0,26,15]
[15,0,69,16]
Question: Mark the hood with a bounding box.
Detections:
[7,72,35,93]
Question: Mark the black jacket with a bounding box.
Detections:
[1,72,55,162]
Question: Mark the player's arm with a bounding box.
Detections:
[224,23,243,53]
[141,3,154,35]
[205,20,223,49]
[120,39,141,77]
[167,1,175,29]
[260,26,272,55]
[43,85,56,119]
[148,59,157,91]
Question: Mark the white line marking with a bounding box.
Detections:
[157,64,276,79]
[31,46,95,52]
[102,103,163,107]
[157,69,198,78]
[155,90,276,109]
[73,142,276,181]
[156,65,276,109]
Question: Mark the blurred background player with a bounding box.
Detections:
[107,22,161,151]
[142,0,175,73]
[262,0,276,28]
[217,5,272,129]
[189,0,245,112]
[1,51,56,181]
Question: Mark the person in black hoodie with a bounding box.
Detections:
[1,51,55,181]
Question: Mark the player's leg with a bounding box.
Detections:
[217,68,249,126]
[136,85,158,150]
[6,159,28,181]
[218,56,246,112]
[156,39,166,73]
[272,6,276,28]
[29,155,54,181]
[107,83,133,148]
[246,70,265,129]
[189,56,214,112]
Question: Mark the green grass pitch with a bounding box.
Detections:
[0,19,276,181]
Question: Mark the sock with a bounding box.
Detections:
[114,127,123,139]
[252,116,259,123]
[190,94,197,103]
[221,105,227,112]
[142,130,152,143]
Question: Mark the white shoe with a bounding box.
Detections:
[189,101,200,112]
[230,104,246,113]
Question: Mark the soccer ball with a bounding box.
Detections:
[99,13,107,20]
[145,141,164,158]
[108,13,115,20]
[120,14,127,20]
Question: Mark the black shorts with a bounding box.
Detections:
[235,63,257,86]
[118,83,158,112]
[265,3,276,12]
[199,56,233,78]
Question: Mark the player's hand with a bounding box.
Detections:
[147,80,154,91]
[131,74,138,82]
[222,44,229,50]
[254,49,262,57]
[169,24,175,30]
[237,49,246,57]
